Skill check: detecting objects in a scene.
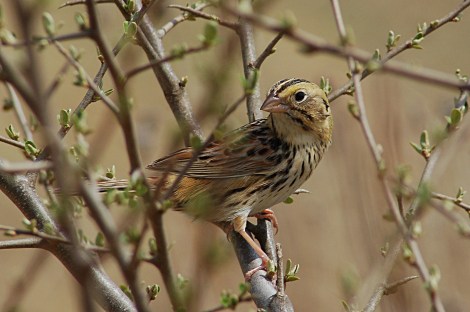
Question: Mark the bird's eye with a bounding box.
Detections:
[294,91,307,103]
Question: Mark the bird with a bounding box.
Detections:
[99,78,333,274]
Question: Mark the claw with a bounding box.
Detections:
[254,209,279,234]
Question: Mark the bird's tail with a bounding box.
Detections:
[95,179,131,192]
[54,177,163,195]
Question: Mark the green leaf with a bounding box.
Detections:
[342,300,352,312]
[5,124,20,140]
[419,130,429,148]
[95,232,105,247]
[126,0,136,14]
[126,21,138,38]
[42,12,56,36]
[386,30,400,51]
[69,45,82,61]
[417,22,428,33]
[456,187,466,203]
[455,68,469,83]
[146,284,160,301]
[148,237,157,256]
[411,32,424,49]
[425,265,441,292]
[372,49,381,61]
[58,109,72,128]
[170,43,188,58]
[106,165,116,179]
[450,108,463,125]
[199,21,218,46]
[242,69,259,94]
[411,221,422,238]
[190,135,203,149]
[3,98,13,111]
[279,10,297,29]
[73,68,86,86]
[74,12,88,31]
[402,244,415,264]
[320,76,332,95]
[238,283,249,296]
[285,258,300,283]
[0,28,17,45]
[24,140,40,157]
[176,273,189,290]
[120,285,133,300]
[72,110,91,134]
[347,101,360,119]
[283,196,294,204]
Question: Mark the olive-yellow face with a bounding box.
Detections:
[261,79,332,143]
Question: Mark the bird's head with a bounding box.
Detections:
[261,78,333,144]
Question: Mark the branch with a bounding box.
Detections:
[363,276,418,312]
[252,32,284,70]
[229,228,293,312]
[0,135,25,149]
[0,237,43,249]
[221,2,470,96]
[136,2,204,143]
[330,0,445,310]
[5,82,33,141]
[168,4,238,31]
[237,9,263,122]
[0,170,136,311]
[432,192,470,212]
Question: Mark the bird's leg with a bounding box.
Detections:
[253,208,279,234]
[233,216,271,280]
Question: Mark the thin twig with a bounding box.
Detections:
[0,135,25,149]
[432,192,470,212]
[203,296,252,312]
[252,32,284,70]
[53,41,120,116]
[0,160,53,173]
[59,0,114,8]
[221,2,470,95]
[168,4,238,31]
[275,243,287,304]
[45,61,72,100]
[0,31,91,47]
[5,82,33,141]
[330,0,445,310]
[364,276,418,312]
[125,44,212,81]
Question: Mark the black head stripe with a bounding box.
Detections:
[268,78,310,96]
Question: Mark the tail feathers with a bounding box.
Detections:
[95,179,130,192]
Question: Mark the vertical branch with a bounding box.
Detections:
[237,18,263,122]
[137,12,204,143]
[5,82,33,141]
[330,1,446,311]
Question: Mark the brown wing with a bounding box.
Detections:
[146,119,279,179]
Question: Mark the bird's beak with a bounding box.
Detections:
[260,95,289,113]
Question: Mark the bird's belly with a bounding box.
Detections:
[249,174,308,215]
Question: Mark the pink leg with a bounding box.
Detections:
[233,216,271,280]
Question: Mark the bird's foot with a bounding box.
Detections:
[254,208,279,234]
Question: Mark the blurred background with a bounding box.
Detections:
[1,0,470,311]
